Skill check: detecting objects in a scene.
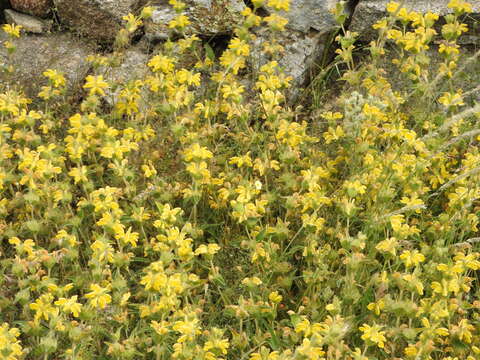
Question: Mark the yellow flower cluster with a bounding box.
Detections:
[0,1,478,359]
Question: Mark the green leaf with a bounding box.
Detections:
[204,43,215,61]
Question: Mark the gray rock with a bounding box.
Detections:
[270,0,339,34]
[0,32,92,96]
[10,0,52,18]
[144,0,244,41]
[251,28,331,102]
[253,0,340,96]
[100,47,150,106]
[103,48,149,86]
[53,0,145,43]
[4,9,51,33]
[279,31,329,87]
[144,6,176,41]
[351,0,480,43]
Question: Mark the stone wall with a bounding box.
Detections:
[1,0,479,98]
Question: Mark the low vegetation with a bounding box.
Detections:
[0,0,479,359]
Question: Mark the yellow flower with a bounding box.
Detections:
[140,6,154,19]
[142,162,157,178]
[448,0,473,14]
[344,180,366,197]
[389,214,420,238]
[176,69,201,86]
[68,166,88,184]
[241,277,263,287]
[386,1,400,14]
[267,0,290,11]
[168,0,186,11]
[228,37,250,56]
[323,125,345,144]
[169,14,191,29]
[221,83,245,101]
[85,284,112,309]
[241,7,262,27]
[219,50,246,74]
[55,296,82,318]
[229,152,253,168]
[442,21,469,40]
[151,320,170,335]
[183,143,213,162]
[148,55,175,73]
[400,194,425,213]
[454,252,480,270]
[0,323,23,359]
[29,294,59,322]
[83,75,109,96]
[359,323,387,348]
[297,338,325,359]
[114,225,140,247]
[423,12,439,28]
[269,291,283,303]
[203,335,230,355]
[43,69,66,88]
[320,111,343,121]
[376,237,398,256]
[172,316,201,343]
[367,299,385,316]
[122,13,143,33]
[404,345,418,357]
[435,327,449,337]
[451,319,475,343]
[141,262,167,291]
[438,91,464,108]
[264,14,289,31]
[400,250,425,268]
[372,19,388,30]
[2,23,22,37]
[402,274,424,295]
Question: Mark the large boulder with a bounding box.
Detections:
[99,46,150,107]
[272,0,338,34]
[0,32,92,97]
[271,0,340,89]
[4,9,52,33]
[10,0,52,18]
[251,27,333,96]
[351,0,480,43]
[144,0,245,41]
[53,0,146,43]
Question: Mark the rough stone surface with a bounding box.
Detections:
[103,47,149,85]
[100,47,150,106]
[4,9,51,33]
[251,28,331,102]
[278,32,329,87]
[53,0,145,43]
[351,0,480,43]
[257,0,340,94]
[0,32,92,96]
[271,0,339,34]
[10,0,52,18]
[3,0,478,104]
[144,0,244,41]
